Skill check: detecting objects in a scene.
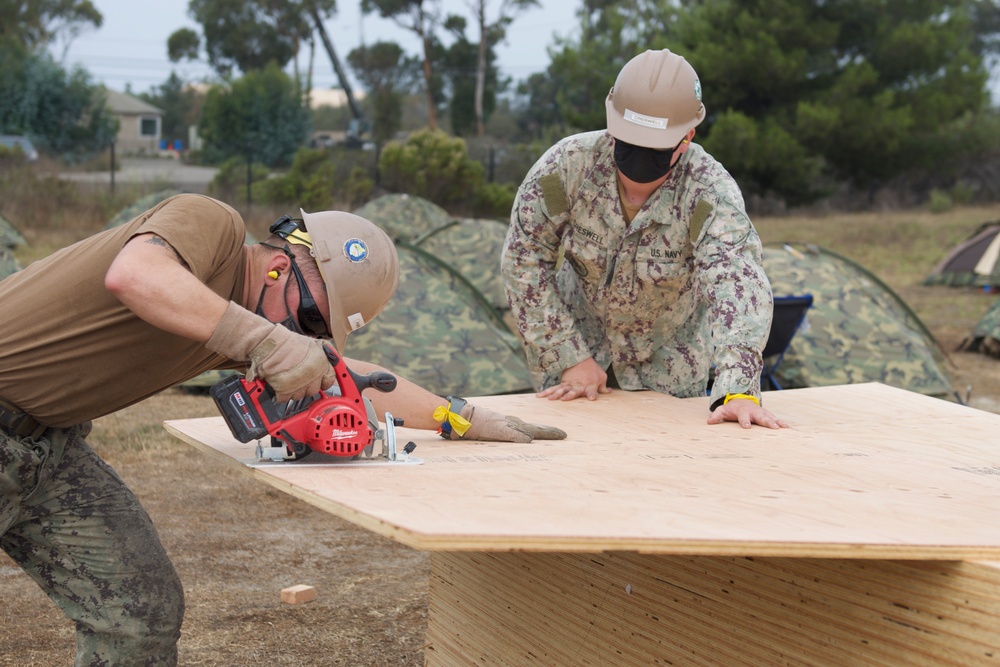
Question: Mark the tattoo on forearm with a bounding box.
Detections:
[145,235,191,270]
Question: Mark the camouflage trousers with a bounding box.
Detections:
[0,424,184,666]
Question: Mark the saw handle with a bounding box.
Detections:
[324,345,397,394]
[351,370,397,393]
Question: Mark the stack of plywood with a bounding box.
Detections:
[428,553,1000,665]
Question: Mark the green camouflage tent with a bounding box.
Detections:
[923,221,1000,288]
[0,212,25,278]
[0,248,21,279]
[0,212,27,249]
[959,298,1000,359]
[354,193,452,243]
[106,189,183,228]
[763,242,958,400]
[343,240,534,397]
[412,217,510,315]
[175,369,240,394]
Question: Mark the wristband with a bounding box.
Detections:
[723,393,760,406]
[710,393,761,411]
[433,395,471,439]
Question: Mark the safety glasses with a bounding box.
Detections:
[284,255,330,339]
[267,216,330,339]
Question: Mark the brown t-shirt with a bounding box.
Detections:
[0,194,247,426]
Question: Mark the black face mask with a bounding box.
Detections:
[613,139,681,183]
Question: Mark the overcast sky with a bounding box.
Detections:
[60,0,581,95]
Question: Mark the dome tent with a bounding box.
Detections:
[0,211,27,249]
[105,190,183,229]
[349,194,530,396]
[412,216,511,315]
[923,221,1000,288]
[763,243,958,400]
[0,212,26,279]
[342,240,534,397]
[959,298,1000,359]
[353,193,452,243]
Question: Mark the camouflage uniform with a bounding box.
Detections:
[0,194,247,666]
[502,130,773,404]
[0,424,183,666]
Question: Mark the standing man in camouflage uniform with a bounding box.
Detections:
[0,193,564,666]
[502,49,787,430]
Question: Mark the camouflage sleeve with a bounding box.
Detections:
[502,154,592,375]
[692,186,773,405]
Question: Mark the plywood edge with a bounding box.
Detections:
[162,418,1000,559]
[391,535,1000,559]
[163,419,423,547]
[163,419,238,468]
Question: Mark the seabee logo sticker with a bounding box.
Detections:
[344,239,369,262]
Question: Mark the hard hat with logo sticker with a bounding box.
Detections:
[606,49,706,149]
[295,209,400,351]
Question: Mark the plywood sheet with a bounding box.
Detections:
[426,552,1000,666]
[164,383,1000,559]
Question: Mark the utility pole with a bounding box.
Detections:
[309,5,363,122]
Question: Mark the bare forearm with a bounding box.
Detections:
[345,357,445,430]
[105,233,229,341]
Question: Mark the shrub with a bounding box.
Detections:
[378,129,485,210]
[927,188,953,214]
[206,157,270,202]
[472,182,517,219]
[252,147,375,211]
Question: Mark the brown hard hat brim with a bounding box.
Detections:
[605,95,705,149]
[301,209,400,353]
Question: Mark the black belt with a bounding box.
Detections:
[0,396,47,439]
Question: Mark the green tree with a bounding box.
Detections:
[0,39,116,159]
[671,0,993,202]
[362,0,445,130]
[533,0,999,205]
[437,15,498,137]
[197,64,310,166]
[464,0,539,136]
[346,41,419,144]
[168,0,335,77]
[511,72,565,141]
[542,0,678,132]
[139,72,203,147]
[0,0,102,52]
[252,146,374,209]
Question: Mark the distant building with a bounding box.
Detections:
[309,88,361,109]
[105,89,164,155]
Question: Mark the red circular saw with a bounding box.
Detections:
[211,345,397,460]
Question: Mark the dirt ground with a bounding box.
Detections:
[0,390,431,666]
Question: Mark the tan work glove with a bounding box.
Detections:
[453,403,567,444]
[206,301,337,401]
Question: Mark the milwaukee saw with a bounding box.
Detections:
[210,346,416,464]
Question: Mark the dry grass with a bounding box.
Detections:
[3,168,1000,663]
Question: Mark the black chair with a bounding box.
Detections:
[762,294,814,391]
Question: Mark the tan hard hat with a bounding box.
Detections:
[299,209,400,352]
[606,49,706,149]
